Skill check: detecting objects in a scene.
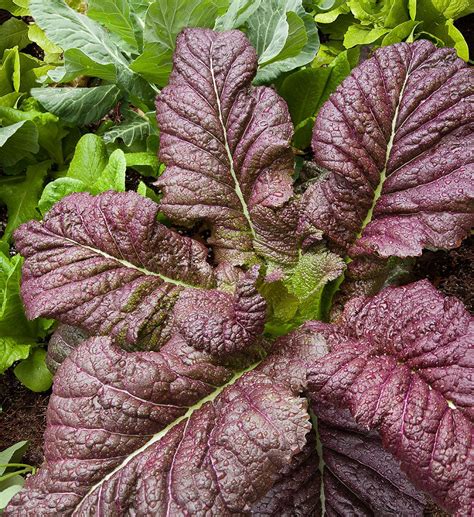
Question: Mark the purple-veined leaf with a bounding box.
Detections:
[5,329,327,515]
[307,281,474,515]
[14,191,265,352]
[300,40,474,258]
[251,401,426,516]
[155,28,299,266]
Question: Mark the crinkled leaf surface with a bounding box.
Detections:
[14,191,214,350]
[300,40,474,258]
[156,28,299,266]
[251,400,426,515]
[307,281,474,515]
[315,401,427,516]
[15,191,266,354]
[5,331,317,515]
[46,324,89,374]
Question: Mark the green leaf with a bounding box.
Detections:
[0,442,28,477]
[280,49,352,125]
[343,24,390,48]
[0,337,31,374]
[14,348,53,392]
[314,2,351,23]
[31,85,122,126]
[27,24,63,64]
[0,18,30,55]
[92,148,126,192]
[29,0,128,67]
[445,18,469,61]
[246,0,319,83]
[39,135,126,213]
[0,92,22,108]
[130,0,218,86]
[263,248,345,333]
[38,178,89,215]
[292,117,314,150]
[0,104,68,163]
[87,0,139,53]
[125,151,160,169]
[0,484,24,510]
[214,0,262,30]
[137,180,161,203]
[103,109,153,146]
[67,133,108,183]
[0,121,39,166]
[29,0,152,103]
[381,20,419,46]
[0,161,49,245]
[428,0,474,19]
[260,11,308,65]
[384,0,411,27]
[0,0,29,15]
[0,252,51,340]
[48,49,117,84]
[0,47,20,96]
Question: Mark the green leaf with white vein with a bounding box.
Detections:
[130,0,219,86]
[241,0,319,83]
[29,0,128,67]
[87,0,139,53]
[103,109,154,146]
[31,85,122,126]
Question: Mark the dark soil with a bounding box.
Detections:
[0,370,50,467]
[413,236,473,313]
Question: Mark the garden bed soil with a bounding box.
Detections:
[0,369,49,467]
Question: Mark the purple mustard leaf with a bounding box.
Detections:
[14,191,215,350]
[173,266,266,356]
[307,280,474,515]
[156,28,299,266]
[313,401,426,516]
[5,325,327,515]
[253,327,426,516]
[300,40,474,258]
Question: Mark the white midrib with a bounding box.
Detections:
[208,44,256,240]
[72,360,262,514]
[356,71,411,239]
[60,235,202,290]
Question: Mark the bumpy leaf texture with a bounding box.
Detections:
[7,316,427,516]
[5,329,327,515]
[14,191,266,353]
[156,28,299,266]
[46,324,89,373]
[300,40,474,258]
[307,281,474,515]
[252,326,427,516]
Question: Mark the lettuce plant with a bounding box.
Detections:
[5,29,473,516]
